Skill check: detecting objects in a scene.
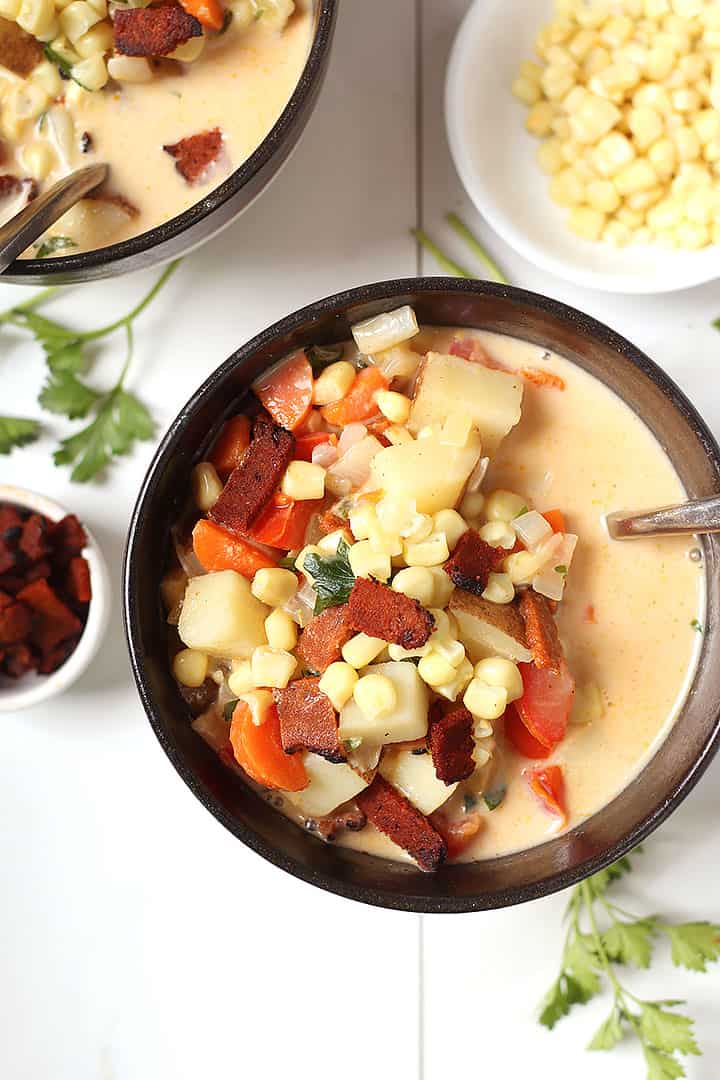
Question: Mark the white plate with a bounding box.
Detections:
[445,0,720,294]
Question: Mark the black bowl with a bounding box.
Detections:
[123,278,720,912]
[2,1,337,285]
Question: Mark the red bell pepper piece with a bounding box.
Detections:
[514,660,575,752]
[248,493,323,551]
[294,432,335,462]
[524,764,567,824]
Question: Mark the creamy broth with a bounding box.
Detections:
[0,11,313,254]
[337,329,703,864]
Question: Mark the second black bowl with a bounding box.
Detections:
[123,278,720,913]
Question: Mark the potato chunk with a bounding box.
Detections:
[338,661,430,744]
[409,352,523,453]
[379,748,457,815]
[178,570,268,658]
[448,590,532,664]
[371,433,482,514]
[285,754,368,817]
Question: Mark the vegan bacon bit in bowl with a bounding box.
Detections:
[158,303,704,874]
[0,485,110,710]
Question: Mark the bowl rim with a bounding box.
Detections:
[123,277,720,912]
[0,484,111,712]
[6,0,337,281]
[445,0,720,295]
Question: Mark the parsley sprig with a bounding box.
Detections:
[540,851,720,1079]
[0,260,179,480]
[303,539,355,614]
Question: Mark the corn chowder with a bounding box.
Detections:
[0,0,311,254]
[162,307,703,871]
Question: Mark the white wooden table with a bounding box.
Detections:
[2,3,719,1077]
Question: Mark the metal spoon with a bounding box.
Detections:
[0,163,108,274]
[606,494,720,539]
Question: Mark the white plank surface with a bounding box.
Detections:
[0,4,422,1079]
[2,1,720,1078]
[420,3,720,1078]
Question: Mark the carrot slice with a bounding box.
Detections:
[229,701,308,791]
[542,509,566,534]
[210,415,251,480]
[253,352,314,432]
[524,765,567,823]
[248,493,322,551]
[520,367,566,391]
[320,366,389,426]
[179,0,224,30]
[430,810,484,858]
[192,519,276,577]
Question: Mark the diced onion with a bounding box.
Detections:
[351,305,419,356]
[466,456,490,494]
[532,567,566,602]
[172,528,204,579]
[346,740,382,781]
[338,422,367,456]
[284,580,316,627]
[312,441,339,468]
[327,435,383,493]
[514,510,553,549]
[373,344,421,382]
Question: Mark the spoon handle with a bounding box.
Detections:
[0,163,108,274]
[606,494,720,539]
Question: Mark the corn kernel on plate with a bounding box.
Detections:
[446,0,720,292]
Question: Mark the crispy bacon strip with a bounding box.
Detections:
[348,577,434,650]
[209,417,294,535]
[427,704,475,784]
[444,528,507,595]
[0,17,42,77]
[276,677,345,763]
[519,591,563,675]
[296,604,352,674]
[113,6,202,57]
[163,128,223,184]
[356,775,447,872]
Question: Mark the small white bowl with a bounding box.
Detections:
[446,0,720,294]
[0,485,110,712]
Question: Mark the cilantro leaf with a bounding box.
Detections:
[643,1046,687,1080]
[587,1005,624,1051]
[34,236,77,259]
[45,341,86,374]
[303,539,355,614]
[483,783,506,811]
[639,1004,699,1057]
[585,853,634,898]
[54,388,153,482]
[602,920,655,969]
[0,416,40,454]
[39,371,99,419]
[538,974,588,1029]
[223,700,238,721]
[665,922,720,972]
[563,932,601,999]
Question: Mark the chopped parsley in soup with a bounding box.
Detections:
[162,306,703,871]
[0,0,312,254]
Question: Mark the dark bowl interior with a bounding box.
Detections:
[2,0,337,284]
[123,279,720,913]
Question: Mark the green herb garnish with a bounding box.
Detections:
[412,213,509,284]
[483,784,507,811]
[34,236,77,259]
[43,43,89,89]
[223,700,238,721]
[516,505,529,517]
[343,737,362,752]
[306,344,344,374]
[540,850,720,1077]
[0,417,40,455]
[462,792,478,813]
[555,564,568,575]
[303,539,355,615]
[278,555,297,570]
[0,261,179,481]
[690,619,703,633]
[218,8,233,32]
